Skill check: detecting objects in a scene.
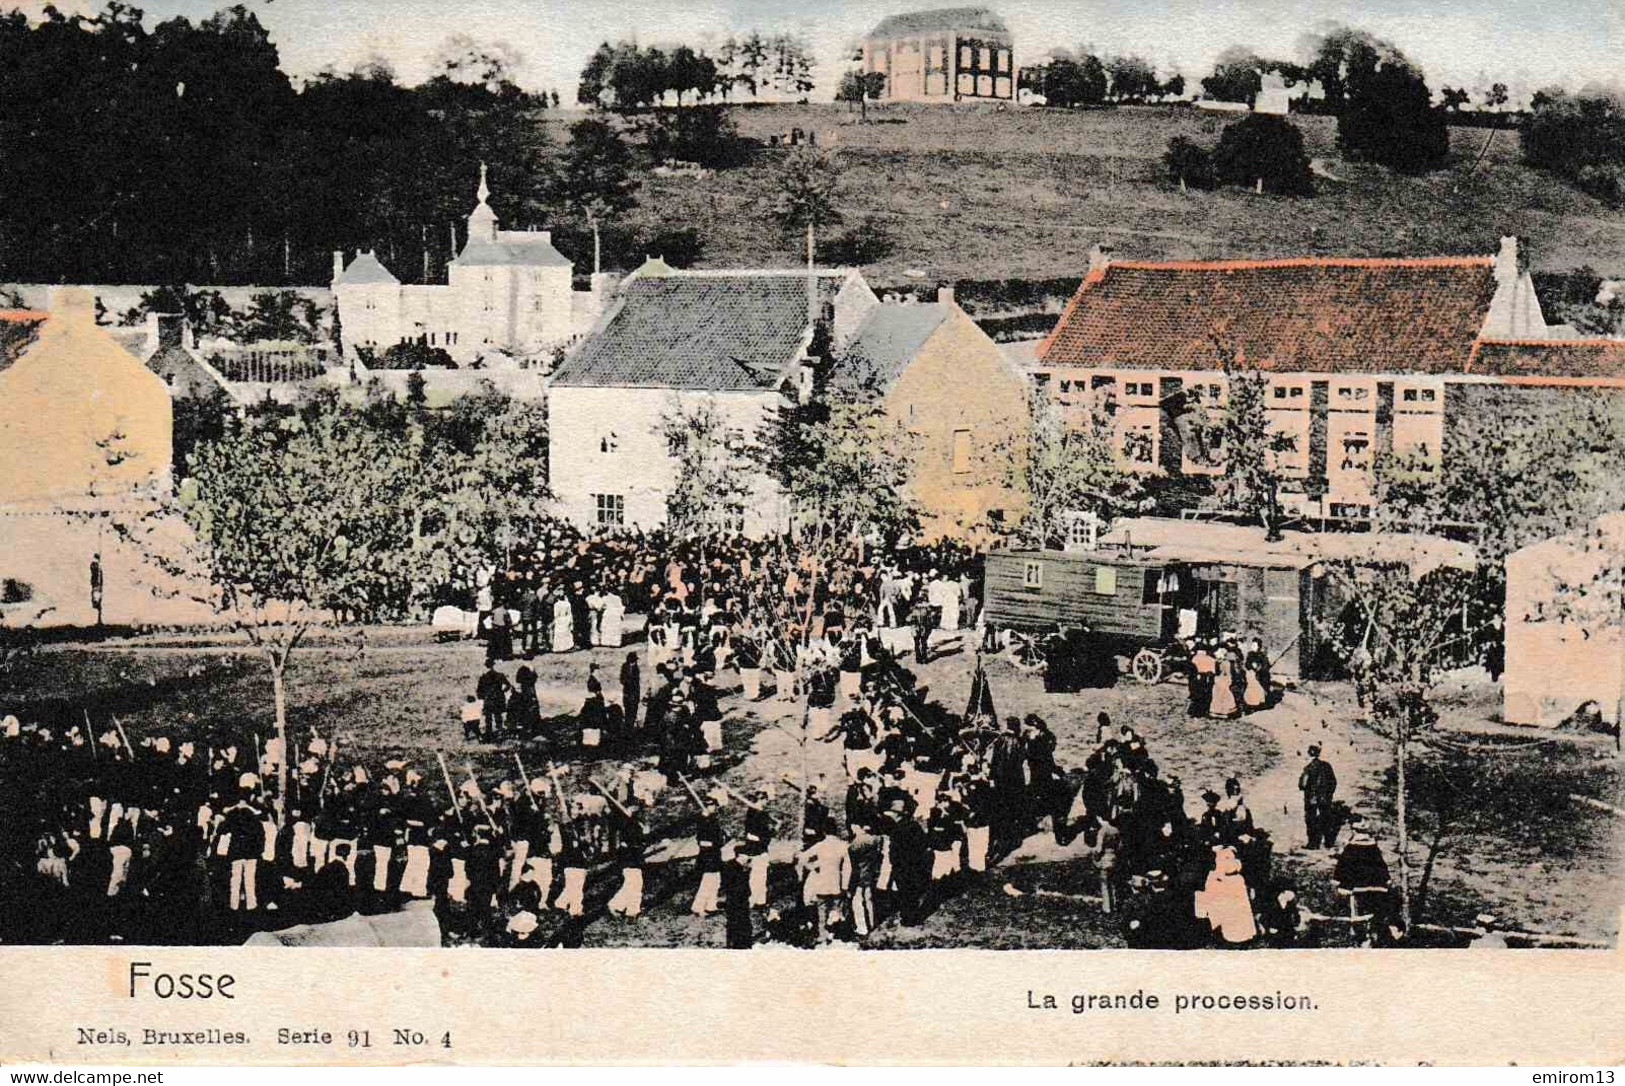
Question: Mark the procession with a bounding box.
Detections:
[0,526,1422,952]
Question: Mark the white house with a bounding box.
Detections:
[547,260,879,535]
[332,164,611,366]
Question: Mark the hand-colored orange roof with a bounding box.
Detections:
[1038,256,1499,375]
[1467,338,1625,382]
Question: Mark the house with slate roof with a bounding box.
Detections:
[547,261,880,534]
[862,6,1014,103]
[1030,237,1624,519]
[830,288,1029,540]
[331,164,613,367]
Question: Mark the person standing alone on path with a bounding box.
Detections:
[89,552,104,627]
[1298,743,1338,850]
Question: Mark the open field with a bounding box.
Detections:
[7,625,1620,947]
[554,103,1625,288]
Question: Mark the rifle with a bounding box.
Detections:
[436,751,465,825]
[514,752,540,812]
[675,771,710,813]
[463,764,501,834]
[320,736,341,811]
[715,780,763,811]
[110,714,135,759]
[585,777,633,820]
[83,709,96,762]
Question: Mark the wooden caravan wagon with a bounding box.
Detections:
[984,518,1477,683]
[982,548,1192,682]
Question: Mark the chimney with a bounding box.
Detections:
[156,313,186,351]
[332,250,345,285]
[1088,244,1114,277]
[937,284,956,307]
[47,286,96,324]
[1494,235,1519,286]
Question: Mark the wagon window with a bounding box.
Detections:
[1023,561,1043,590]
[1093,566,1117,595]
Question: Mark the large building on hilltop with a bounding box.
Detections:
[1028,237,1614,520]
[862,7,1015,104]
[332,165,612,366]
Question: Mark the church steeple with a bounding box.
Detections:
[467,160,498,245]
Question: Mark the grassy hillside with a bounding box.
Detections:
[563,102,1625,291]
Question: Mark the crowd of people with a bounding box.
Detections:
[0,526,1409,949]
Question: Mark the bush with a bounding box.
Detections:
[1213,115,1314,196]
[640,105,747,168]
[1164,136,1215,190]
[376,341,456,370]
[1338,62,1448,174]
[823,216,894,266]
[1522,89,1625,204]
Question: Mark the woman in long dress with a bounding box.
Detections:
[1209,649,1240,718]
[599,592,625,649]
[551,596,575,653]
[1194,844,1258,945]
[1242,638,1270,711]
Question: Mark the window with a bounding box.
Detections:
[1125,381,1154,397]
[599,432,619,454]
[980,47,992,68]
[1402,388,1417,402]
[1023,560,1043,590]
[951,429,973,474]
[1093,566,1118,596]
[593,493,625,527]
[1122,426,1155,464]
[1339,433,1371,471]
[1420,388,1437,402]
[998,50,1010,72]
[960,45,972,67]
[928,46,942,68]
[1274,386,1288,399]
[1337,386,1371,402]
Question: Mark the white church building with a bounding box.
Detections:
[331,165,610,366]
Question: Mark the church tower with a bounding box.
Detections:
[467,162,499,245]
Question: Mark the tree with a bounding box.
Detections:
[1106,54,1158,102]
[1303,26,1448,173]
[836,68,887,120]
[770,148,844,265]
[641,104,741,168]
[179,393,420,812]
[1201,354,1293,540]
[738,32,769,97]
[1034,52,1107,108]
[1439,86,1470,111]
[578,41,616,106]
[234,290,324,344]
[1484,82,1509,112]
[1160,73,1186,100]
[434,33,523,93]
[1521,88,1625,204]
[1212,114,1314,195]
[1011,393,1145,550]
[1163,135,1214,192]
[556,117,640,271]
[1202,46,1264,105]
[658,398,752,537]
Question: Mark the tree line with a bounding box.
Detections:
[578,33,816,110]
[0,3,562,286]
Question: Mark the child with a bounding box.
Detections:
[460,695,483,742]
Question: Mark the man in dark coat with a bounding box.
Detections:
[475,664,512,740]
[721,849,755,949]
[884,802,932,927]
[1298,744,1339,849]
[620,652,641,733]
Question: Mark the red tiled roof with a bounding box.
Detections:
[1038,257,1499,375]
[1466,339,1625,383]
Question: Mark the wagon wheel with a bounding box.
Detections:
[1006,631,1049,673]
[1130,647,1165,684]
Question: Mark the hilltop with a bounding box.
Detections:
[559,102,1625,291]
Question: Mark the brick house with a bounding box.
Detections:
[862,7,1015,104]
[828,289,1030,541]
[1028,238,1617,519]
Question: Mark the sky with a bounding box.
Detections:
[10,0,1624,103]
